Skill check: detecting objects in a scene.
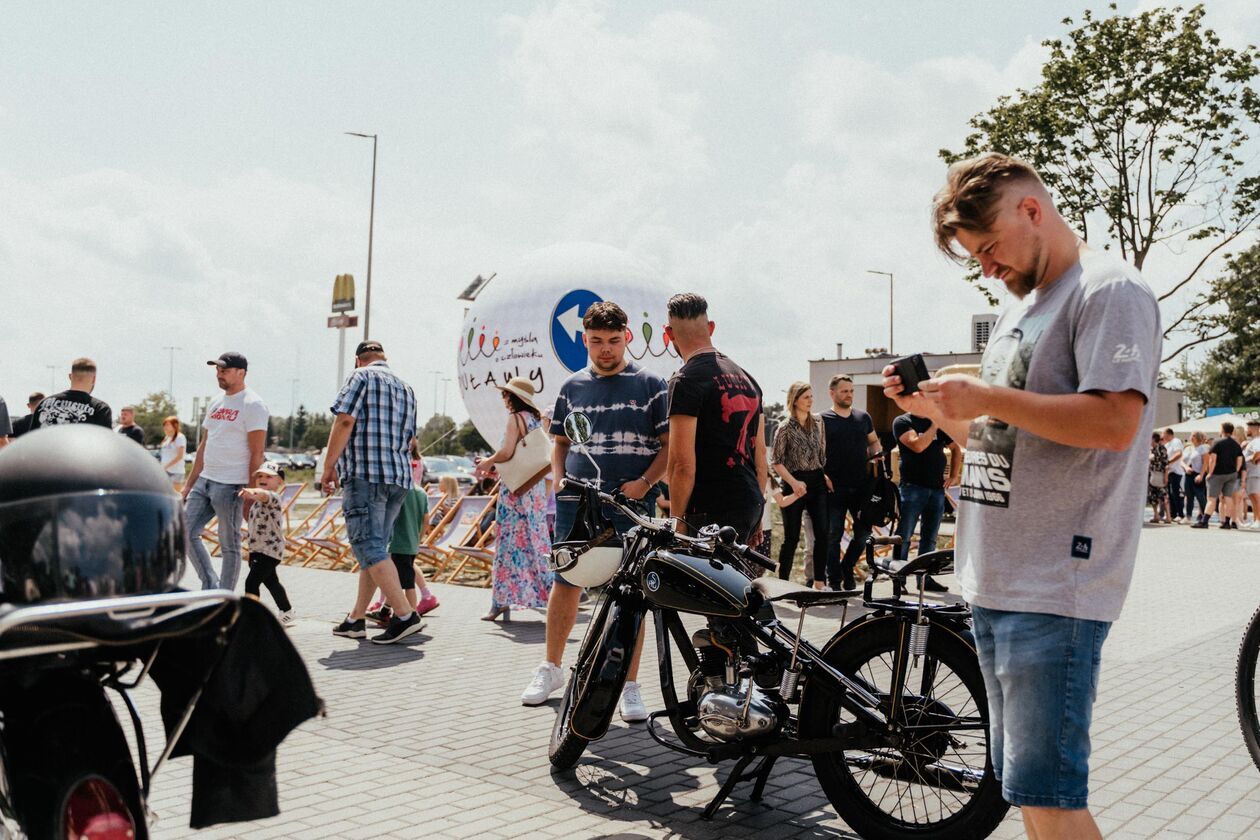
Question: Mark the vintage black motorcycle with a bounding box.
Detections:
[548,413,1008,839]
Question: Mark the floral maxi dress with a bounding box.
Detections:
[492,413,554,609]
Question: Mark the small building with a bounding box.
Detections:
[808,332,1185,437]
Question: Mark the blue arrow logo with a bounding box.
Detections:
[551,289,602,373]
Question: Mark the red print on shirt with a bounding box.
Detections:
[210,408,240,421]
[719,390,759,468]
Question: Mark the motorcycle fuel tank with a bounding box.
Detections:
[640,550,755,618]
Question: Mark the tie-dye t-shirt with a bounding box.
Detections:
[550,362,669,489]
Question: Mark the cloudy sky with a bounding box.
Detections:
[3,0,1257,426]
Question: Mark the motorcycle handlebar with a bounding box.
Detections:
[562,478,777,570]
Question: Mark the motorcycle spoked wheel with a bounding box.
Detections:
[549,590,615,770]
[799,616,1008,840]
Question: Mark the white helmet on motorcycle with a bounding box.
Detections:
[551,529,623,588]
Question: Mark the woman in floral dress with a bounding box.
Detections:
[473,378,553,620]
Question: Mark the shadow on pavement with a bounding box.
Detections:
[316,635,430,670]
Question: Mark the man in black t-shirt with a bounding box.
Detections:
[1194,421,1245,529]
[10,392,44,438]
[822,374,882,590]
[665,293,767,543]
[28,358,112,430]
[0,396,11,449]
[117,406,146,445]
[893,412,961,591]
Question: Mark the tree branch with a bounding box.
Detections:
[1162,329,1229,364]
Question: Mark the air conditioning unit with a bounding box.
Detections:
[971,314,997,352]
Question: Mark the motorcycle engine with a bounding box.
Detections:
[689,628,787,741]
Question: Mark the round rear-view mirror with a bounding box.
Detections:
[563,412,593,445]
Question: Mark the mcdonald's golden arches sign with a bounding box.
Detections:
[332,274,355,313]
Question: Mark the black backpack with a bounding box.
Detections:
[856,459,900,531]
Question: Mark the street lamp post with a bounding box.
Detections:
[867,270,894,354]
[429,370,442,420]
[345,132,378,340]
[442,378,452,417]
[162,345,181,402]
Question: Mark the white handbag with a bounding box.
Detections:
[497,414,552,495]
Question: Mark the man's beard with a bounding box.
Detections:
[592,357,621,373]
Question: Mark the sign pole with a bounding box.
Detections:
[337,323,347,388]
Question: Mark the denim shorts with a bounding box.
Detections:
[971,606,1111,810]
[1207,473,1239,498]
[342,478,408,569]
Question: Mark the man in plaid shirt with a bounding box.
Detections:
[321,341,424,644]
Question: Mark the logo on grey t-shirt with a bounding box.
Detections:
[961,311,1053,508]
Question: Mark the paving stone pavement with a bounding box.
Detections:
[123,523,1260,839]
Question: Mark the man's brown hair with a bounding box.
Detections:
[829,374,853,389]
[70,357,96,375]
[582,301,627,332]
[932,152,1044,263]
[1222,422,1235,435]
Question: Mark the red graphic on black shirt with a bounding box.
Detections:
[209,408,240,421]
[719,390,759,468]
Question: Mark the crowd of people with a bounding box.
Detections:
[3,152,1256,840]
[1147,420,1260,528]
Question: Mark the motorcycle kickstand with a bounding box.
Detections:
[701,752,776,820]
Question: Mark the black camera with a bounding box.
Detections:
[891,353,930,395]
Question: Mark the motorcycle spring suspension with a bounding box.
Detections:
[908,620,930,658]
[778,667,801,701]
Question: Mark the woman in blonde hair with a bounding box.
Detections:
[159,416,187,491]
[772,382,830,588]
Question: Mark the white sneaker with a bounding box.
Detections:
[521,662,565,706]
[619,681,648,722]
[279,610,295,627]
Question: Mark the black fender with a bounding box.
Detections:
[569,595,646,741]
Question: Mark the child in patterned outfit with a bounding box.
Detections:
[239,461,295,626]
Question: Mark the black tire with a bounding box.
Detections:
[800,615,1008,840]
[1236,604,1260,772]
[549,591,613,770]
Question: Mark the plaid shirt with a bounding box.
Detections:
[330,361,418,488]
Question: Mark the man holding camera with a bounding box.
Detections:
[885,153,1159,840]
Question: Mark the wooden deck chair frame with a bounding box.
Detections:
[288,497,345,564]
[417,495,495,579]
[442,523,497,585]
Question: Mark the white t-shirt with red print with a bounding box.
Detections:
[200,388,269,485]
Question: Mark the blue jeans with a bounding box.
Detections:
[185,477,244,591]
[972,606,1111,809]
[896,482,944,561]
[342,477,408,569]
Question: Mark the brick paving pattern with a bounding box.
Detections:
[127,524,1260,838]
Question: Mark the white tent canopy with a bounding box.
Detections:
[1161,413,1259,436]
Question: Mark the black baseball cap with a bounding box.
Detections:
[207,351,248,370]
[355,341,384,357]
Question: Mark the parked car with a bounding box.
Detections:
[289,453,316,470]
[443,455,476,475]
[264,451,295,469]
[423,457,475,487]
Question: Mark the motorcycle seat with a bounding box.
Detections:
[752,577,861,608]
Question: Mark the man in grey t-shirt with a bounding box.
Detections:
[884,153,1159,840]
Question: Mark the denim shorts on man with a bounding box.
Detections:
[971,606,1110,809]
[1206,473,1239,498]
[342,477,408,569]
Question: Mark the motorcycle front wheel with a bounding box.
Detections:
[1235,603,1260,773]
[799,615,1008,840]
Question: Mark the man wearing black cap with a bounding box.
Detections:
[323,341,422,644]
[183,351,269,592]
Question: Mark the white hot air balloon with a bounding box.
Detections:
[457,242,681,444]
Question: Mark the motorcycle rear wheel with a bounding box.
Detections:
[800,615,1008,840]
[1235,603,1260,773]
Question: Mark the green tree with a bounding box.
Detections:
[1175,242,1260,408]
[418,414,457,455]
[943,4,1260,362]
[291,404,309,448]
[133,392,178,445]
[301,412,333,450]
[457,419,491,454]
[763,401,785,443]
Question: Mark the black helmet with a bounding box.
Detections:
[0,425,185,603]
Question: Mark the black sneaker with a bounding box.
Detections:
[370,612,423,645]
[333,616,366,638]
[923,576,949,593]
[365,605,392,627]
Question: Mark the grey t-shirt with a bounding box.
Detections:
[956,249,1160,622]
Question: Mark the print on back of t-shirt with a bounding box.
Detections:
[962,307,1055,508]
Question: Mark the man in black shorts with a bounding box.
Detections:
[665,293,767,542]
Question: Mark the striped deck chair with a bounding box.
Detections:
[417,495,495,579]
[287,496,344,564]
[443,523,498,585]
